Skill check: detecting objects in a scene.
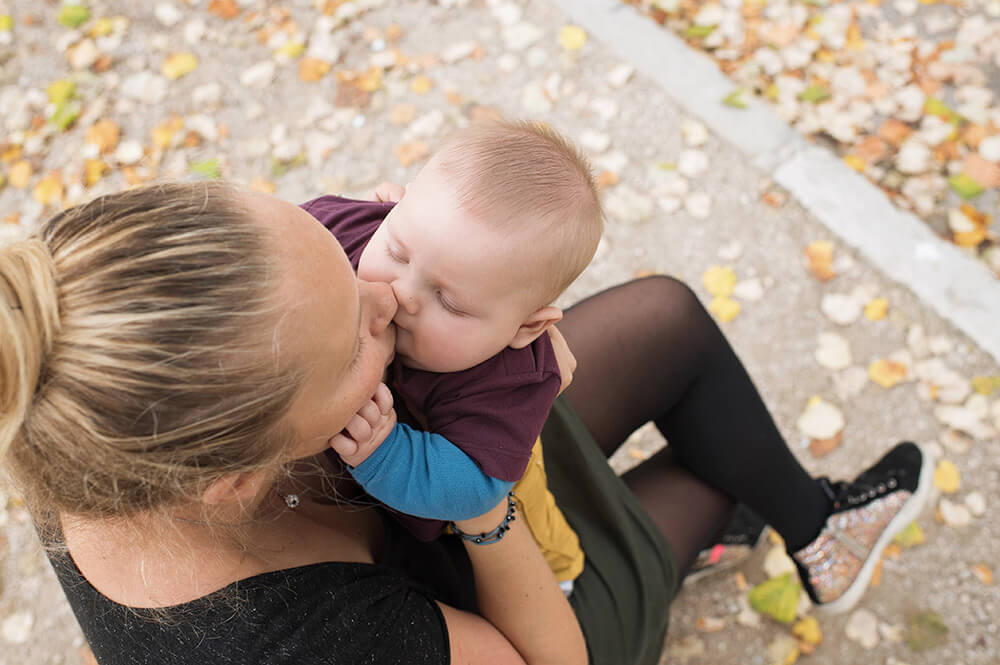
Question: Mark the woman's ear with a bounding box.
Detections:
[202,470,272,507]
[509,307,563,349]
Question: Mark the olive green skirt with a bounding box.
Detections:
[541,397,678,665]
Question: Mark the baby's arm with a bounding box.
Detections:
[330,383,513,520]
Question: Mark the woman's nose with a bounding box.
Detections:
[361,280,397,334]
[391,279,419,315]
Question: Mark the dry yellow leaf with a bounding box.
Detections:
[162,52,198,80]
[708,296,741,322]
[864,297,889,320]
[933,459,960,493]
[85,119,120,154]
[84,159,108,187]
[299,57,331,82]
[882,543,901,560]
[869,558,883,587]
[410,75,434,94]
[32,171,63,206]
[558,25,587,51]
[394,140,429,167]
[390,104,417,126]
[791,616,822,645]
[868,359,906,388]
[357,67,383,92]
[843,154,866,172]
[953,226,987,248]
[596,170,619,189]
[1,144,22,164]
[803,241,835,281]
[275,41,305,59]
[152,116,184,150]
[249,177,276,194]
[702,265,737,297]
[208,0,241,19]
[8,160,33,188]
[89,17,114,38]
[971,563,993,585]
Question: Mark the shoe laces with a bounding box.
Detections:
[819,470,903,511]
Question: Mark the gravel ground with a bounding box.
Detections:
[0,1,998,664]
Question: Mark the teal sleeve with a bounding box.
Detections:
[348,423,515,520]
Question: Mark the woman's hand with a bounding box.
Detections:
[371,182,406,203]
[548,325,576,396]
[330,382,396,467]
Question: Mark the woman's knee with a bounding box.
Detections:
[629,275,712,339]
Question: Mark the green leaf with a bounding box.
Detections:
[799,84,831,104]
[656,161,676,170]
[47,79,76,105]
[722,89,748,109]
[748,573,801,624]
[948,174,984,199]
[190,158,221,180]
[57,4,91,28]
[0,14,14,31]
[905,611,948,652]
[893,522,925,548]
[924,97,963,126]
[50,101,81,131]
[684,24,717,38]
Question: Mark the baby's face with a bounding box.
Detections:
[358,165,537,373]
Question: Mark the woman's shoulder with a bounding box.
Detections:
[51,552,450,665]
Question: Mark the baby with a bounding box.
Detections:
[301,119,603,586]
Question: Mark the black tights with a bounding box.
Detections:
[558,277,831,578]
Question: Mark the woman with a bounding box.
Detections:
[0,182,932,664]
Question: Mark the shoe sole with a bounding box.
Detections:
[816,443,936,615]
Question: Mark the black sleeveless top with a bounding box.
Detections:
[48,513,476,664]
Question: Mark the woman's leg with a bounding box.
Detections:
[558,276,831,568]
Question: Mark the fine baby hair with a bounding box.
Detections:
[0,182,302,524]
[431,119,605,304]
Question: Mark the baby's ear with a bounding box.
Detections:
[509,306,563,349]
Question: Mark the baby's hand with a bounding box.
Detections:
[370,182,406,203]
[330,383,396,467]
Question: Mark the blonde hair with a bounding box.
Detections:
[431,119,604,304]
[0,182,303,525]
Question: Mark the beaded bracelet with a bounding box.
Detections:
[449,492,517,545]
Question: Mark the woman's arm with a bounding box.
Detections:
[438,499,588,665]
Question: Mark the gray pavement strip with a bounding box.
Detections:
[553,0,1000,365]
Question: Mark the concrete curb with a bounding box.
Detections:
[553,0,1000,364]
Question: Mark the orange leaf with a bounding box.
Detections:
[410,75,434,94]
[868,359,907,388]
[393,141,429,167]
[85,119,120,154]
[877,119,912,147]
[961,154,1000,189]
[804,241,835,281]
[299,57,331,82]
[208,0,241,19]
[8,159,32,188]
[809,431,843,457]
[32,171,64,206]
[84,159,109,187]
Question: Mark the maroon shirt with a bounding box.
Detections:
[302,196,562,540]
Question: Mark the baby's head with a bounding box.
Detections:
[358,119,603,373]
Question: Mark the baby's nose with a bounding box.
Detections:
[391,280,419,315]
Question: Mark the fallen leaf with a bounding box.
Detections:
[299,57,331,82]
[869,359,907,388]
[411,75,434,94]
[596,170,619,188]
[695,616,726,632]
[733,571,748,591]
[722,89,748,109]
[274,41,305,59]
[85,119,120,154]
[162,53,199,80]
[208,0,241,19]
[933,459,960,493]
[809,431,843,457]
[32,171,63,206]
[748,573,801,624]
[558,25,587,50]
[970,376,1000,396]
[57,4,90,28]
[47,79,76,105]
[152,116,184,150]
[970,563,993,586]
[799,84,831,104]
[960,154,1000,189]
[189,158,221,179]
[685,24,717,38]
[708,295,740,322]
[797,396,845,439]
[792,616,822,646]
[882,543,902,560]
[845,608,880,649]
[869,558,883,587]
[702,265,736,297]
[851,136,889,163]
[804,241,835,281]
[50,102,81,131]
[904,611,948,652]
[767,635,800,665]
[761,189,788,207]
[923,97,962,125]
[948,173,984,199]
[0,14,12,32]
[893,522,925,548]
[8,160,33,188]
[394,141,429,167]
[843,154,867,172]
[878,119,912,146]
[84,159,108,186]
[864,297,888,320]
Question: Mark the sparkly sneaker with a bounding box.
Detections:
[685,504,769,585]
[792,441,934,614]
